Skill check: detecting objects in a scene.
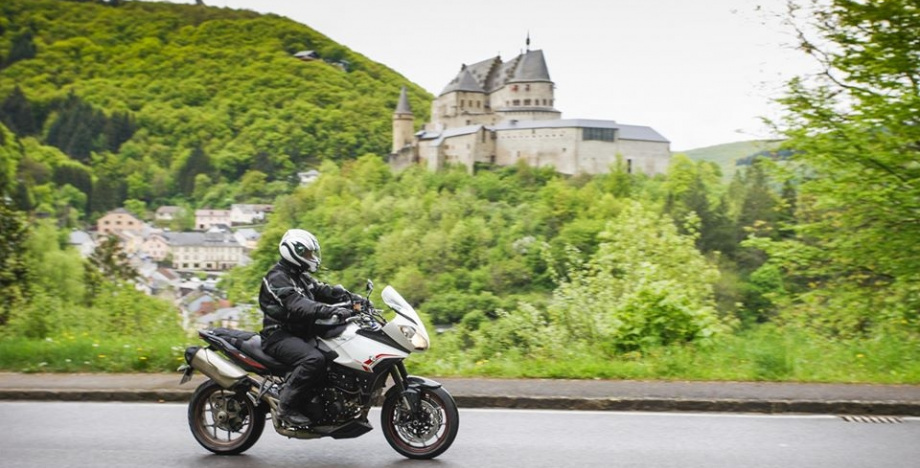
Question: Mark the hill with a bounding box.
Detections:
[680,139,782,178]
[0,0,432,216]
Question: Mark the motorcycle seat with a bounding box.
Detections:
[238,334,290,375]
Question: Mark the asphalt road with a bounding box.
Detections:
[2,402,918,468]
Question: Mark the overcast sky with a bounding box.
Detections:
[160,0,817,151]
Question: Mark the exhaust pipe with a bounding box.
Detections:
[185,346,248,389]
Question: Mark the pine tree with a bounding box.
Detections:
[176,145,212,196]
[0,197,30,325]
[1,31,37,70]
[0,86,37,135]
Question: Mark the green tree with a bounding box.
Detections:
[0,86,37,136]
[0,197,30,326]
[546,201,727,352]
[86,235,139,304]
[755,0,920,336]
[2,30,37,69]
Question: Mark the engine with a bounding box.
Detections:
[317,370,374,423]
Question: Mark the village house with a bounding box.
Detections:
[163,227,246,271]
[96,208,145,235]
[194,209,231,231]
[68,230,95,258]
[230,204,272,225]
[155,206,183,223]
[141,233,170,262]
[389,42,671,175]
[233,228,261,250]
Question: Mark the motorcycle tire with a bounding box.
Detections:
[381,386,459,459]
[188,379,265,455]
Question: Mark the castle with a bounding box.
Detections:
[389,45,671,175]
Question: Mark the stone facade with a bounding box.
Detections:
[195,209,231,231]
[164,229,245,271]
[97,208,144,235]
[390,47,670,175]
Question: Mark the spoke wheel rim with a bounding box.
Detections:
[386,391,453,455]
[193,388,254,449]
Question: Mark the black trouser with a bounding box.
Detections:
[262,329,326,411]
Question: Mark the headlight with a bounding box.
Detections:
[399,325,429,351]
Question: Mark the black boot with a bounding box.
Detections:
[278,367,315,427]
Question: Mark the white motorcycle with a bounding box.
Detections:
[178,282,459,459]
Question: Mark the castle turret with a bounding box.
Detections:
[392,86,414,153]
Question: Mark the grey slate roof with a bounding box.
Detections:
[439,68,486,95]
[395,86,413,114]
[439,49,553,96]
[162,231,241,247]
[509,50,551,83]
[418,119,666,144]
[419,119,667,143]
[418,125,484,146]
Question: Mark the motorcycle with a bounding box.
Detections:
[178,281,459,459]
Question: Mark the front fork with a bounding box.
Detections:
[388,362,442,415]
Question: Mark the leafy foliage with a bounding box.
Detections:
[755,0,920,337]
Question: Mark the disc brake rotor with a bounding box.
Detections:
[208,392,247,432]
[395,399,443,444]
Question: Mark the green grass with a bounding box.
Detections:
[0,333,191,373]
[411,326,920,384]
[3,326,918,384]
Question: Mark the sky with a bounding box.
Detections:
[160,0,818,151]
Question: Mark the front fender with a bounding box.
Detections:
[404,376,442,389]
[384,376,443,413]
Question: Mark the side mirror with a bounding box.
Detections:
[365,279,374,295]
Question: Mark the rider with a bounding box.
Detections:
[259,228,368,427]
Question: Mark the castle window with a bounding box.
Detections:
[543,99,547,106]
[627,159,633,174]
[511,85,518,92]
[583,127,616,142]
[525,84,530,91]
[524,99,532,106]
[512,99,520,106]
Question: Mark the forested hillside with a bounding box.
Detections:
[682,140,781,179]
[0,0,431,219]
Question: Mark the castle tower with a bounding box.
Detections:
[392,86,414,153]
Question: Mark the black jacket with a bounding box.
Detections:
[259,260,348,337]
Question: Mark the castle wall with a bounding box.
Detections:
[491,127,670,176]
[490,82,554,112]
[616,139,671,175]
[493,127,581,174]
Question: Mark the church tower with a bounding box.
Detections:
[392,86,414,153]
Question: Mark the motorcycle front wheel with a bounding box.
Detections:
[188,380,265,455]
[381,386,459,459]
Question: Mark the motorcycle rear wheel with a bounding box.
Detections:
[381,386,459,459]
[188,379,265,455]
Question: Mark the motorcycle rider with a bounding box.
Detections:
[259,228,369,427]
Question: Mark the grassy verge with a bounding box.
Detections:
[2,326,919,384]
[0,334,190,373]
[411,326,920,384]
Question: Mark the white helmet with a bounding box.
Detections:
[279,229,321,272]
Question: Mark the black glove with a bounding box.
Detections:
[350,294,373,312]
[330,307,353,323]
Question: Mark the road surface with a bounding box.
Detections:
[2,402,918,467]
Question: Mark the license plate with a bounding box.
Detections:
[178,364,194,384]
